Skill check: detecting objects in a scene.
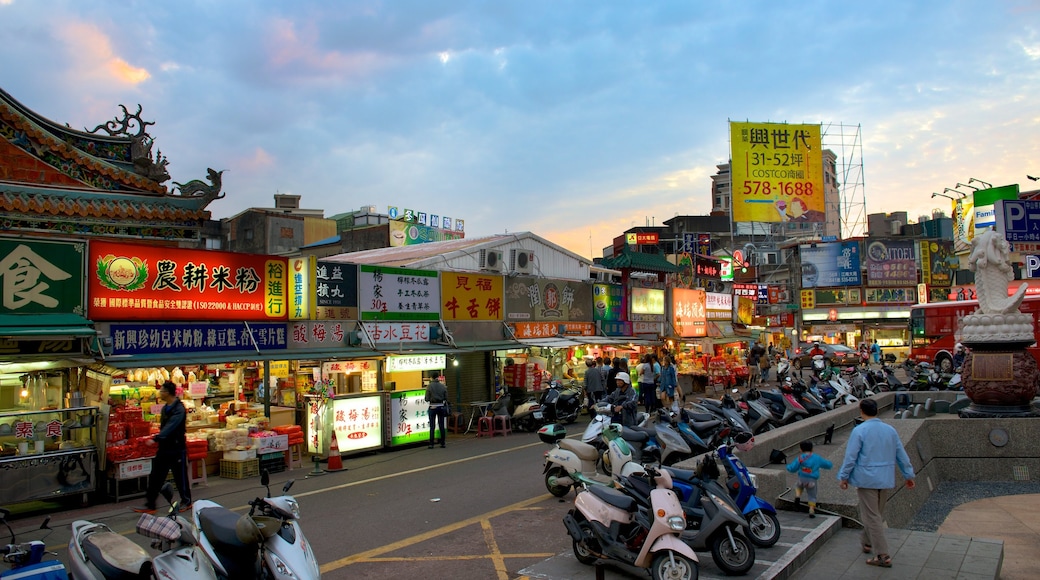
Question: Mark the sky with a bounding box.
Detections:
[2,1,1039,259]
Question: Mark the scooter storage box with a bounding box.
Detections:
[538,424,566,444]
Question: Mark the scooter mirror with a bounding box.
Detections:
[734,431,753,445]
[261,470,271,487]
[283,480,295,494]
[40,516,51,530]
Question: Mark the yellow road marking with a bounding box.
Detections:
[319,493,553,574]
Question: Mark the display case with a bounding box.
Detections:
[0,406,99,504]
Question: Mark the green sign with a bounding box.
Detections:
[0,237,85,316]
[785,303,800,311]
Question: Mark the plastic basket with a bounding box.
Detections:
[259,454,286,474]
[219,458,259,479]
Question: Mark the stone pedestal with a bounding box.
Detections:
[958,348,1040,418]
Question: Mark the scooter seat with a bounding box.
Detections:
[559,438,600,462]
[663,466,698,483]
[620,428,648,444]
[588,484,637,512]
[689,419,721,432]
[630,425,657,438]
[686,412,715,423]
[198,506,261,579]
[82,530,150,580]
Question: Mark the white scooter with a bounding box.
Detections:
[563,465,698,579]
[193,471,319,580]
[540,419,647,497]
[68,484,216,580]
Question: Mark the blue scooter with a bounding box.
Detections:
[715,434,781,548]
[0,508,68,580]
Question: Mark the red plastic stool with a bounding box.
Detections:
[491,415,512,436]
[447,412,466,434]
[476,416,494,437]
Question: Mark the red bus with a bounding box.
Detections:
[909,295,1040,372]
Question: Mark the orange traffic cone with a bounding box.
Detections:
[325,430,346,472]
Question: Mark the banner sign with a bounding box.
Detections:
[919,240,956,286]
[697,234,711,256]
[511,321,595,339]
[389,390,431,446]
[865,287,917,304]
[672,288,706,338]
[0,237,85,316]
[288,320,349,350]
[995,198,1040,251]
[505,277,592,322]
[88,241,286,321]
[953,198,975,254]
[705,292,732,320]
[626,232,659,245]
[599,320,633,336]
[694,255,722,279]
[315,261,358,319]
[110,322,287,355]
[440,272,504,321]
[329,395,384,454]
[385,354,446,373]
[730,122,824,223]
[799,242,862,288]
[359,265,439,321]
[733,296,755,325]
[289,257,315,320]
[592,283,623,322]
[865,239,917,287]
[363,321,431,343]
[975,184,1019,231]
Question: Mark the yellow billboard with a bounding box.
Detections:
[730,122,824,223]
[440,272,504,321]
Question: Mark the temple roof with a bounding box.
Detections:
[599,247,681,273]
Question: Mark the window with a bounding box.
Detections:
[244,228,254,240]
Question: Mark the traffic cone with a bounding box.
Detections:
[325,430,346,472]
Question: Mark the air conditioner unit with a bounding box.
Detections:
[511,250,535,274]
[480,249,504,271]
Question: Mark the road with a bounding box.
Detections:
[5,422,577,579]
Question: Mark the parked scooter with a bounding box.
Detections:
[540,421,646,497]
[624,461,755,575]
[759,384,809,425]
[563,465,699,580]
[0,509,67,580]
[739,387,778,434]
[193,471,320,580]
[715,434,781,548]
[637,409,719,467]
[786,377,828,416]
[691,394,751,434]
[69,483,215,580]
[539,379,583,424]
[510,396,544,432]
[775,357,792,383]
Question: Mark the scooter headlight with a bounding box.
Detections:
[667,515,686,531]
[286,498,301,520]
[747,473,758,488]
[270,551,297,578]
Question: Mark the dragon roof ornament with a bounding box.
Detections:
[86,104,169,184]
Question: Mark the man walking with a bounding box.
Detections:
[425,375,449,448]
[137,381,191,513]
[583,358,606,409]
[838,399,916,568]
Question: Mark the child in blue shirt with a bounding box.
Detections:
[786,440,833,517]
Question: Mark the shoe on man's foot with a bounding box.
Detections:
[179,502,193,513]
[133,505,156,514]
[428,445,434,449]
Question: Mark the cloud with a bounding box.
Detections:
[56,21,150,85]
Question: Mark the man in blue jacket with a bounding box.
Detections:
[137,381,191,513]
[838,399,915,569]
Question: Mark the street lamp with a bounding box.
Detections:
[932,192,956,200]
[969,178,992,188]
[956,182,979,191]
[943,188,968,198]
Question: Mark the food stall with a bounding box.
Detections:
[305,359,384,457]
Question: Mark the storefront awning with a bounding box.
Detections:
[516,337,588,349]
[0,314,97,338]
[103,347,386,369]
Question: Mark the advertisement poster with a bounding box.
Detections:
[289,257,315,320]
[88,241,286,321]
[799,242,862,288]
[705,292,732,321]
[504,277,592,322]
[359,265,439,321]
[973,184,1019,231]
[110,322,287,355]
[672,288,706,338]
[952,198,975,254]
[730,122,825,223]
[440,272,504,321]
[865,287,917,304]
[865,239,918,287]
[388,220,465,246]
[389,390,431,446]
[0,237,85,316]
[920,240,956,286]
[733,296,755,325]
[315,261,358,319]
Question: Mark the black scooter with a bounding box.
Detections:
[540,379,583,424]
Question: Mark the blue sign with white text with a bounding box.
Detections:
[798,241,862,288]
[996,200,1040,242]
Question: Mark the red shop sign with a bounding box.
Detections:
[88,241,288,321]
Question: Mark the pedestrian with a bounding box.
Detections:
[606,372,639,427]
[599,356,611,385]
[607,358,621,394]
[137,381,191,513]
[425,375,449,449]
[659,355,681,412]
[869,340,881,365]
[584,358,606,409]
[636,354,657,411]
[758,350,771,384]
[786,440,833,518]
[838,399,916,569]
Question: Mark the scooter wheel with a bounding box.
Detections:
[711,529,755,576]
[545,466,571,497]
[650,550,698,580]
[571,520,599,565]
[746,509,781,548]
